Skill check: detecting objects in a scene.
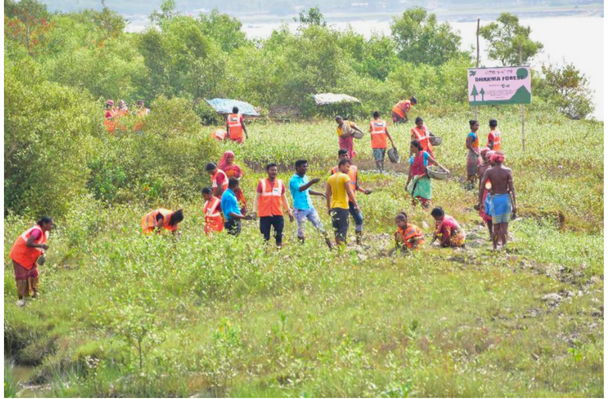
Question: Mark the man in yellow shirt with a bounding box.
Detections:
[326,159,359,246]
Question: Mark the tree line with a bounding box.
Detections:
[4,0,595,218]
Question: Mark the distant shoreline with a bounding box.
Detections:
[124,4,603,27]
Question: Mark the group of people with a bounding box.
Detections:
[10,101,517,306]
[104,99,151,134]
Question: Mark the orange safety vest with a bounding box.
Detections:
[227,113,244,140]
[488,130,502,151]
[392,100,411,118]
[10,226,48,269]
[468,132,480,149]
[203,196,224,235]
[411,126,434,155]
[258,178,285,217]
[211,169,229,191]
[396,223,425,249]
[370,119,388,149]
[331,165,358,198]
[141,208,177,234]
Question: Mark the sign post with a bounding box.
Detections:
[520,44,525,152]
[467,65,532,151]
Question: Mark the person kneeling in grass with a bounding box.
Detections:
[430,207,466,248]
[394,212,425,252]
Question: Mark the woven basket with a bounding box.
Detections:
[426,165,449,180]
[388,147,400,163]
[430,136,442,146]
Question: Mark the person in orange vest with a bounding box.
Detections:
[410,117,435,159]
[326,159,359,247]
[202,187,224,235]
[369,111,396,173]
[226,106,249,144]
[141,208,184,235]
[487,119,502,151]
[466,119,482,190]
[134,100,150,134]
[394,212,425,252]
[206,162,229,199]
[330,149,372,245]
[10,216,54,306]
[252,163,294,248]
[104,100,116,134]
[391,96,417,124]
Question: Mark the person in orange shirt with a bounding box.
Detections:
[134,100,150,134]
[392,96,417,124]
[10,216,54,306]
[410,116,435,159]
[369,111,396,173]
[252,163,294,248]
[394,212,425,252]
[202,187,224,235]
[141,208,184,235]
[226,106,249,144]
[104,100,116,134]
[487,119,502,151]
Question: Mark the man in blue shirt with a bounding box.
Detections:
[289,159,332,249]
[221,178,249,236]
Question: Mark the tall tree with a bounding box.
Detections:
[294,6,326,27]
[4,0,54,56]
[391,7,467,66]
[479,13,544,66]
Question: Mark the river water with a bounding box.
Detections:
[128,15,604,120]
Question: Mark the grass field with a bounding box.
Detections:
[4,109,604,397]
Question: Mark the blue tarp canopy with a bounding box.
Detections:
[205,98,260,116]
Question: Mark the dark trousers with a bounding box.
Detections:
[348,202,364,232]
[260,216,284,244]
[224,219,241,236]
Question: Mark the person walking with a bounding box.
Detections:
[289,159,333,249]
[330,150,372,245]
[252,163,294,248]
[369,111,396,173]
[410,116,435,159]
[226,106,249,144]
[326,159,359,247]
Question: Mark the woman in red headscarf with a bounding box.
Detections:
[218,151,247,209]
